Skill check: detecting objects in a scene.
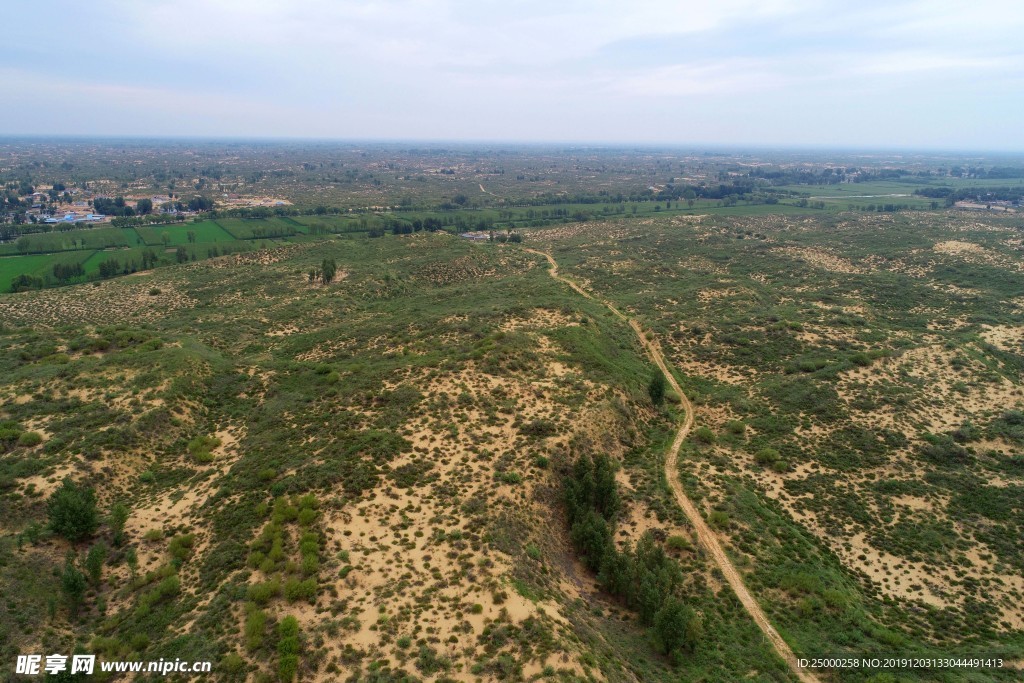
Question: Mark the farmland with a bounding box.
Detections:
[134,220,236,246]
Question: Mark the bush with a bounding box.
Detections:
[187,435,221,463]
[247,579,281,606]
[725,421,746,436]
[169,534,196,563]
[665,535,692,552]
[709,510,730,529]
[284,577,317,603]
[17,431,43,447]
[918,434,972,466]
[245,603,267,651]
[520,419,557,438]
[754,447,779,465]
[850,352,871,367]
[692,426,716,445]
[47,479,99,542]
[220,653,245,674]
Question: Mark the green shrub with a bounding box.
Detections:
[17,431,43,447]
[220,653,245,674]
[665,535,692,552]
[247,578,281,606]
[754,448,779,465]
[496,471,523,485]
[725,420,746,436]
[692,426,716,445]
[244,603,267,651]
[709,510,730,529]
[169,534,196,562]
[188,435,222,454]
[520,419,557,438]
[284,577,317,603]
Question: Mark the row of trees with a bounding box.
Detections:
[564,454,702,663]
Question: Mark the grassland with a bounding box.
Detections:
[526,210,1024,679]
[1,166,1022,681]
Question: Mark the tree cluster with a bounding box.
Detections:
[563,454,701,662]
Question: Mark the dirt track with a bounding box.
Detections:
[528,248,818,683]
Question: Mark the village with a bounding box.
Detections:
[12,186,291,229]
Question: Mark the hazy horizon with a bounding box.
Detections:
[4,136,1024,160]
[3,1,1023,150]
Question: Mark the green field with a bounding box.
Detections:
[0,250,96,291]
[0,227,135,256]
[214,216,301,239]
[134,221,235,246]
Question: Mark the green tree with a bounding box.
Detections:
[61,556,88,617]
[125,547,138,579]
[136,198,153,214]
[648,370,666,405]
[85,542,107,586]
[592,453,620,520]
[570,509,612,573]
[109,502,129,546]
[47,479,99,542]
[321,258,337,285]
[653,597,701,661]
[683,189,697,209]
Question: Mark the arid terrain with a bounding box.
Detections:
[1,160,1022,683]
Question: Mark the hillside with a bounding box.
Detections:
[1,212,1022,682]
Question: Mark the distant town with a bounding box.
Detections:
[15,186,291,227]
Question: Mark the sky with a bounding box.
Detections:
[2,0,1022,149]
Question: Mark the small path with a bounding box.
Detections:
[527,248,818,683]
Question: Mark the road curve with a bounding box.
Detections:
[527,248,818,683]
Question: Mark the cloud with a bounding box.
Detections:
[0,0,1021,147]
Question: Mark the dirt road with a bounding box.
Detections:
[528,248,818,683]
